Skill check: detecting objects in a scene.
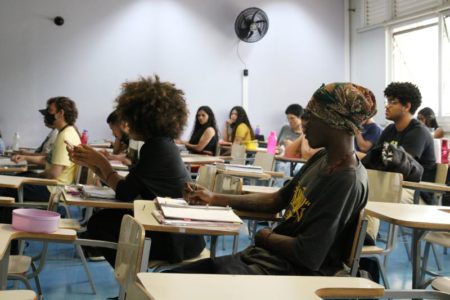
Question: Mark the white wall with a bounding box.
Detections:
[0,0,345,147]
[349,0,387,125]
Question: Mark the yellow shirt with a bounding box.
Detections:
[235,123,252,148]
[45,126,81,186]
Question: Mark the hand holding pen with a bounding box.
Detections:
[183,181,214,205]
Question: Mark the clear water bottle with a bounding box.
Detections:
[81,130,88,145]
[266,131,277,154]
[12,132,20,151]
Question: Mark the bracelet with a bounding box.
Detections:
[105,170,117,183]
[264,230,273,249]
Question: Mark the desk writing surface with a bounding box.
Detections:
[109,161,128,171]
[137,273,384,300]
[62,189,133,209]
[0,290,36,299]
[242,185,280,194]
[216,169,271,180]
[181,156,224,165]
[134,200,240,236]
[365,202,450,230]
[401,180,450,193]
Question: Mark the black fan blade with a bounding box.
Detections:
[258,27,262,36]
[254,20,266,24]
[247,30,254,39]
[252,10,259,22]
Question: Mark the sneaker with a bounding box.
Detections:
[81,245,105,262]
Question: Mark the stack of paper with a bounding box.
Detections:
[215,163,263,173]
[155,197,242,227]
[0,158,27,167]
[81,185,116,199]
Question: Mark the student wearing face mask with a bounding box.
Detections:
[1,97,81,202]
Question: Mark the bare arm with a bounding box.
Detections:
[254,228,298,259]
[11,154,47,166]
[184,127,215,153]
[284,135,302,158]
[40,164,64,179]
[355,132,374,153]
[434,127,444,139]
[185,182,287,213]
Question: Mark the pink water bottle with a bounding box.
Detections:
[81,130,88,145]
[267,131,277,154]
[441,138,449,164]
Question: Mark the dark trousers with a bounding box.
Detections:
[86,208,206,267]
[166,254,256,274]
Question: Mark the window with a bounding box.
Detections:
[390,14,450,117]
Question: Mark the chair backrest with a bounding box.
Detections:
[114,215,146,293]
[347,209,368,277]
[253,152,275,171]
[195,165,218,191]
[366,169,403,203]
[434,163,448,184]
[213,174,243,195]
[230,144,246,165]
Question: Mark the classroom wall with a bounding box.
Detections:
[349,0,388,126]
[0,0,345,147]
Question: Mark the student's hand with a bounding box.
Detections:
[183,182,214,205]
[11,154,25,163]
[69,144,109,171]
[254,227,273,249]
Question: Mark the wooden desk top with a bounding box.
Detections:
[137,273,384,300]
[109,161,128,171]
[366,202,450,231]
[134,200,240,236]
[62,189,133,209]
[182,156,224,165]
[275,156,307,163]
[0,223,76,260]
[217,169,271,180]
[0,166,28,173]
[0,290,36,300]
[0,175,57,189]
[402,180,450,193]
[242,185,280,194]
[0,197,15,205]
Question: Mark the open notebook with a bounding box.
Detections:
[155,197,242,224]
[0,158,27,167]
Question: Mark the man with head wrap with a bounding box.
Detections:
[168,82,377,276]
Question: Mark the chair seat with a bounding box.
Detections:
[8,255,32,274]
[423,232,450,248]
[361,245,384,255]
[431,276,450,293]
[0,290,36,300]
[59,218,81,230]
[148,248,211,270]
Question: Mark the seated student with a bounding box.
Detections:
[68,76,205,267]
[99,110,132,166]
[17,109,58,157]
[178,106,219,155]
[277,104,303,147]
[222,106,255,149]
[1,97,81,202]
[355,117,382,153]
[417,107,444,139]
[170,82,376,276]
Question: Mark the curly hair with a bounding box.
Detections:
[229,106,254,141]
[115,76,188,140]
[189,106,218,143]
[285,104,304,117]
[384,82,422,114]
[418,107,439,129]
[47,97,78,125]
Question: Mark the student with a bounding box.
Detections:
[178,106,218,155]
[170,82,376,276]
[222,106,254,148]
[417,107,444,139]
[354,117,382,153]
[68,76,205,267]
[1,97,81,201]
[377,82,436,188]
[99,110,132,166]
[277,104,303,147]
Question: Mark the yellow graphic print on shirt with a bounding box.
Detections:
[284,184,311,222]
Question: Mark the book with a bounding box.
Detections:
[81,185,116,199]
[0,158,27,167]
[155,197,242,224]
[215,163,263,173]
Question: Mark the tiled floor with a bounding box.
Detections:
[7,220,450,299]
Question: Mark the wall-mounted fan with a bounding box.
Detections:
[234,7,269,43]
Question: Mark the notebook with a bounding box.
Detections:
[156,197,242,224]
[81,185,116,199]
[0,158,27,167]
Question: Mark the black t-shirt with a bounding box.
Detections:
[188,126,218,154]
[376,119,436,181]
[115,137,205,262]
[241,150,368,275]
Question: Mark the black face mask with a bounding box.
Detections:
[44,112,56,126]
